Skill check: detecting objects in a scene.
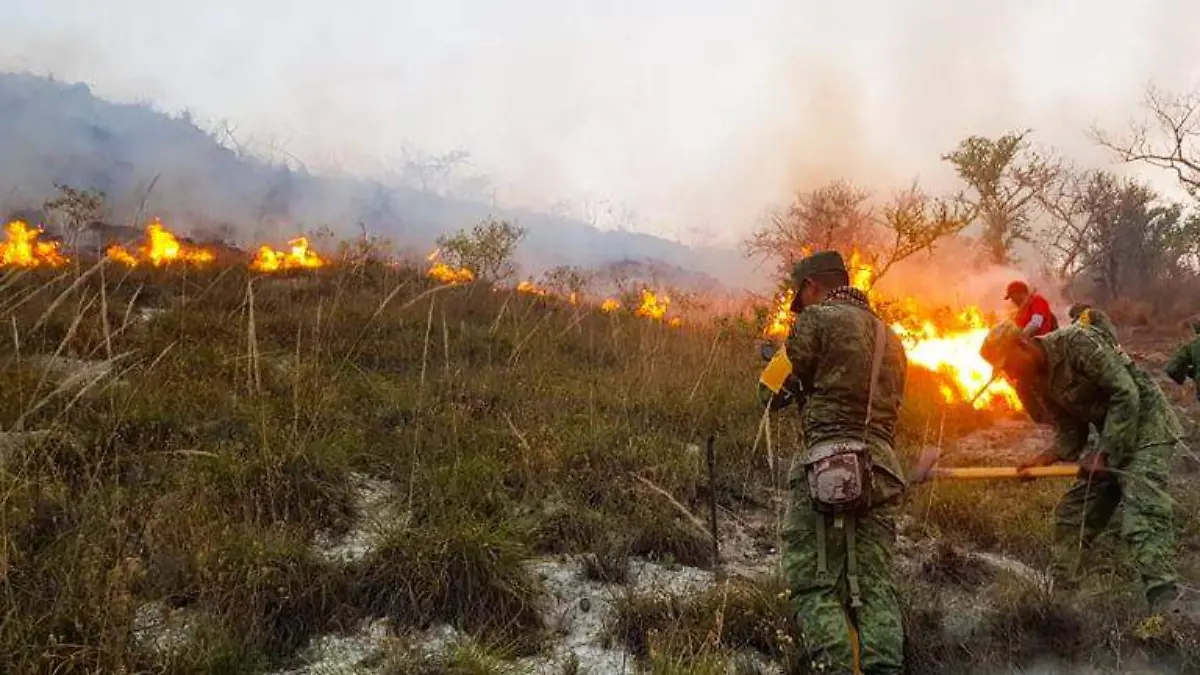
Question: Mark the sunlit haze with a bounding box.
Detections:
[4,0,1200,246]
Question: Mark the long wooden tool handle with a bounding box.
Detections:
[931,465,1081,480]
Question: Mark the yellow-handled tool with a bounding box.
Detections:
[909,444,1082,484]
[921,465,1082,481]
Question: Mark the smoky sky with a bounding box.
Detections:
[3,0,1200,248]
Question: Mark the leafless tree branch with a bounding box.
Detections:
[1092,84,1200,198]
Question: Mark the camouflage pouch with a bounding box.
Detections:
[802,314,889,515]
[804,439,874,514]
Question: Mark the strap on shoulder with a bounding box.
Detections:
[863,315,887,444]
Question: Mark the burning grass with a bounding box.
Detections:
[251,237,326,272]
[106,219,216,267]
[0,220,67,267]
[1,255,1196,673]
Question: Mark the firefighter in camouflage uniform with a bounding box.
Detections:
[1165,321,1200,402]
[980,320,1194,629]
[1068,303,1120,348]
[761,250,908,674]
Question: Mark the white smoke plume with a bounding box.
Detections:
[1,0,1199,292]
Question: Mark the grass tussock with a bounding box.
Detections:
[385,642,518,675]
[909,479,1062,564]
[610,577,801,671]
[353,519,545,655]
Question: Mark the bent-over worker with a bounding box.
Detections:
[979,321,1191,632]
[1165,321,1200,402]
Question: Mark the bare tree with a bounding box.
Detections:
[943,130,1061,265]
[42,183,106,248]
[1093,85,1200,199]
[871,183,975,283]
[400,147,472,195]
[209,119,251,159]
[1040,166,1104,282]
[1044,169,1199,304]
[743,180,969,289]
[743,180,877,279]
[542,265,592,299]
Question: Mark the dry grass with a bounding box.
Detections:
[1,258,1197,673]
[0,260,768,672]
[609,577,800,671]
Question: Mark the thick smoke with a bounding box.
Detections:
[1,0,1199,293]
[873,237,1068,316]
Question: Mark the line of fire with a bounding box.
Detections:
[0,217,1018,414]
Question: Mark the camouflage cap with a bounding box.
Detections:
[979,321,1024,368]
[1068,303,1091,321]
[790,250,847,288]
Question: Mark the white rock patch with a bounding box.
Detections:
[311,473,406,564]
[132,601,203,657]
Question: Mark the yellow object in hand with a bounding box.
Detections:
[760,348,793,393]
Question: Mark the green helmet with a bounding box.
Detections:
[979,321,1023,368]
[790,250,847,289]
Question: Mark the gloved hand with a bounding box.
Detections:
[1017,450,1058,481]
[1079,452,1108,477]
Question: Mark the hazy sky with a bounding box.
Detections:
[4,0,1200,246]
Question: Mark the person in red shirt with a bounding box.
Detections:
[1005,280,1057,337]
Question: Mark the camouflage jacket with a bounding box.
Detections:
[1024,324,1181,466]
[1078,308,1120,350]
[777,287,908,480]
[1165,332,1200,386]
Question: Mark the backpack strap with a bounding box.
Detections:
[814,309,889,616]
[847,314,888,611]
[862,316,888,444]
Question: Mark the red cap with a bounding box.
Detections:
[1004,280,1029,300]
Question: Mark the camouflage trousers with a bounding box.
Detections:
[783,462,903,674]
[1053,442,1179,607]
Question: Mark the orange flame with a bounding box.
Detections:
[517,280,548,296]
[105,245,137,267]
[764,290,794,340]
[600,298,620,312]
[893,317,1022,411]
[107,220,215,267]
[635,289,669,320]
[425,249,474,285]
[848,249,874,291]
[251,237,325,272]
[0,221,67,267]
[761,247,1020,412]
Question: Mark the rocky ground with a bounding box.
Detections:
[123,417,1120,674]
